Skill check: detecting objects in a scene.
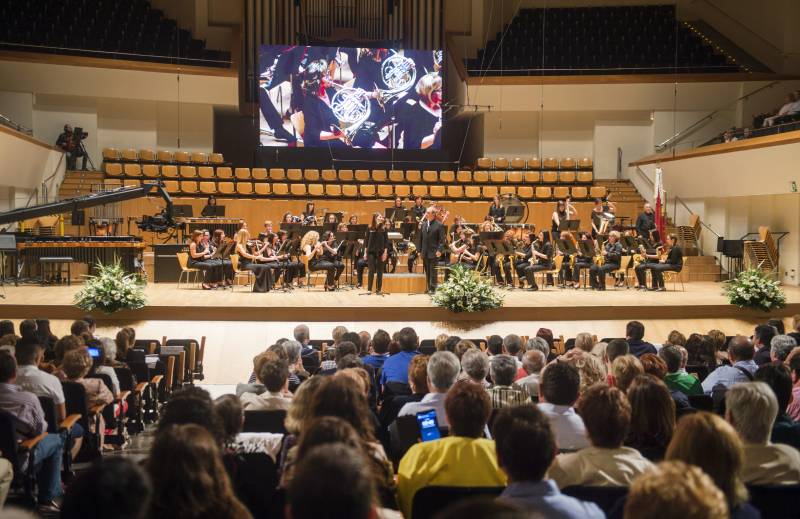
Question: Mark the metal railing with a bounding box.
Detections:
[0,113,33,135]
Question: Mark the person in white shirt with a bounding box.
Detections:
[95,337,121,395]
[516,350,545,399]
[547,384,653,487]
[726,382,800,485]
[397,351,460,427]
[702,336,758,394]
[241,352,293,411]
[537,361,590,451]
[764,93,799,127]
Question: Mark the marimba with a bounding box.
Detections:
[17,236,145,274]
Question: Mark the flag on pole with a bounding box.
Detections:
[654,166,665,241]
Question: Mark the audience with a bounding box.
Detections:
[459,347,490,386]
[240,352,293,411]
[380,327,420,386]
[397,381,505,518]
[611,354,644,393]
[494,406,604,518]
[625,321,656,357]
[560,348,606,395]
[488,355,530,409]
[624,375,675,461]
[537,362,589,451]
[754,363,800,449]
[548,384,653,487]
[702,335,758,394]
[623,461,728,519]
[363,329,391,370]
[515,350,545,398]
[60,458,152,519]
[770,334,798,363]
[753,324,777,366]
[725,382,800,485]
[62,348,114,443]
[660,344,703,395]
[787,354,800,422]
[397,351,460,427]
[685,333,717,371]
[573,332,594,353]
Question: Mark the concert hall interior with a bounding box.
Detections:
[1,0,800,517]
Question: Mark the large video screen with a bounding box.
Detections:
[258,45,443,150]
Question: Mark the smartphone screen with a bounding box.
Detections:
[87,347,101,359]
[416,409,441,442]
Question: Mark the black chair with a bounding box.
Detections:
[685,364,709,382]
[133,339,160,354]
[62,381,104,462]
[561,486,628,515]
[0,409,44,505]
[687,393,713,412]
[37,395,80,478]
[165,338,204,382]
[88,372,126,445]
[127,360,161,422]
[227,452,279,519]
[114,366,147,433]
[242,410,288,433]
[747,485,800,519]
[411,486,504,519]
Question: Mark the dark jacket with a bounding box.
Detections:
[628,339,657,357]
[635,212,655,237]
[419,219,446,259]
[366,228,389,256]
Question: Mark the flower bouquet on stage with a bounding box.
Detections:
[74,260,146,314]
[432,263,503,313]
[723,268,786,312]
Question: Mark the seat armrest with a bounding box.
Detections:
[117,390,131,403]
[150,375,164,385]
[134,382,148,393]
[89,403,107,415]
[20,433,47,451]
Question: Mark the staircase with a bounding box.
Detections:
[58,170,105,200]
[744,227,779,279]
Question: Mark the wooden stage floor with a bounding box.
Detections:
[2,281,799,323]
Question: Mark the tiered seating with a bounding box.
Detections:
[466,4,746,76]
[102,148,226,167]
[0,0,231,68]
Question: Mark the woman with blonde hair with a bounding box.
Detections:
[234,228,273,292]
[574,332,594,352]
[666,412,758,518]
[611,354,644,393]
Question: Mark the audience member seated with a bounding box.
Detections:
[625,375,675,461]
[537,362,589,451]
[660,344,703,396]
[459,348,490,387]
[515,350,545,399]
[380,328,420,387]
[494,406,604,518]
[62,348,114,442]
[611,354,644,393]
[666,412,761,519]
[94,338,122,395]
[623,461,728,519]
[293,324,320,372]
[787,354,800,422]
[603,338,630,380]
[156,387,225,446]
[725,382,800,485]
[60,458,152,519]
[625,321,656,357]
[380,355,429,431]
[240,352,292,411]
[754,363,800,450]
[397,381,506,518]
[488,355,530,409]
[51,335,83,379]
[701,336,758,394]
[0,352,65,512]
[640,350,690,411]
[560,348,607,396]
[148,423,252,519]
[397,351,460,427]
[363,329,392,370]
[753,325,777,366]
[503,334,523,369]
[763,92,800,127]
[548,384,653,487]
[770,334,798,364]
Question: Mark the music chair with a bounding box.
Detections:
[114,366,147,434]
[610,256,631,289]
[62,381,106,462]
[535,255,564,290]
[37,395,81,476]
[300,254,326,290]
[663,269,685,291]
[411,486,505,519]
[176,252,201,288]
[230,254,253,290]
[242,410,288,433]
[561,486,628,515]
[747,485,800,519]
[0,410,48,506]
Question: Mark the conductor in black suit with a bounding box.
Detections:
[419,206,446,294]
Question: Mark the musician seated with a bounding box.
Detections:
[265,233,299,288]
[450,230,479,270]
[234,229,273,292]
[589,231,623,291]
[488,195,505,224]
[524,231,553,291]
[514,233,534,289]
[571,234,595,289]
[634,233,683,292]
[210,229,234,286]
[306,231,344,291]
[491,232,515,288]
[188,230,223,290]
[201,196,219,218]
[302,202,318,226]
[556,231,575,288]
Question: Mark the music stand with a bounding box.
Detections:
[557,239,577,255]
[173,205,194,218]
[385,208,406,223]
[400,222,416,241]
[0,233,17,295]
[578,240,595,257]
[558,220,580,232]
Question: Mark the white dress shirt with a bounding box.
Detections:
[538,402,590,451]
[15,364,65,405]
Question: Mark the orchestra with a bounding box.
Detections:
[176,195,684,296]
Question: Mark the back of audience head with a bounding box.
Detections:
[61,458,152,519]
[461,348,489,384]
[54,335,82,366]
[725,382,777,445]
[666,412,748,510]
[310,375,375,442]
[371,329,390,354]
[115,329,132,361]
[14,338,40,367]
[667,329,687,346]
[525,336,550,358]
[624,461,728,519]
[0,320,14,337]
[62,348,92,380]
[536,328,554,350]
[71,319,90,337]
[493,405,555,484]
[612,354,644,393]
[639,353,667,379]
[487,335,503,355]
[284,376,324,435]
[157,389,225,446]
[397,327,419,352]
[591,341,607,359]
[522,350,545,376]
[605,338,629,364]
[659,344,683,374]
[686,333,715,367]
[333,341,357,363]
[282,340,302,365]
[503,334,522,358]
[754,363,792,413]
[434,333,449,351]
[767,318,785,335]
[443,335,461,353]
[707,329,726,352]
[454,339,476,360]
[296,416,363,461]
[340,332,361,350]
[213,394,243,445]
[579,384,631,449]
[336,353,364,372]
[358,331,370,355]
[0,351,16,383]
[428,351,460,391]
[539,361,580,406]
[574,332,593,352]
[626,321,645,341]
[407,354,430,394]
[561,349,606,394]
[258,352,289,392]
[331,325,348,344]
[754,324,776,349]
[336,367,369,397]
[728,335,755,362]
[19,319,37,341]
[288,443,375,519]
[82,314,96,333]
[489,355,517,387]
[293,324,310,345]
[626,375,675,450]
[148,423,251,519]
[770,335,797,363]
[446,381,491,438]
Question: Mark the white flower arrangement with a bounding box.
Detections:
[431,263,503,313]
[723,268,786,312]
[74,260,146,314]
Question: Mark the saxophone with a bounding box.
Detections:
[593,239,607,266]
[632,244,647,268]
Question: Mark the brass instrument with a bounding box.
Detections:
[632,244,647,268]
[593,239,608,266]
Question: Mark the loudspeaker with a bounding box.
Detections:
[71,210,85,226]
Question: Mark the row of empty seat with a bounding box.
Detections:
[108,178,607,201]
[104,164,595,185]
[476,156,592,170]
[102,148,225,166]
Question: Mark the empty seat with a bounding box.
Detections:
[355,170,370,182]
[483,186,499,198]
[216,167,233,179]
[339,169,354,181]
[191,152,208,164]
[489,171,506,183]
[180,181,198,193]
[395,185,411,198]
[142,164,160,178]
[423,170,438,183]
[123,178,140,187]
[429,185,446,198]
[198,166,215,179]
[542,157,558,169]
[164,180,180,193]
[304,169,320,181]
[121,149,138,162]
[102,148,120,161]
[308,184,324,197]
[237,182,254,195]
[251,168,267,180]
[524,171,540,183]
[105,163,123,176]
[541,171,558,183]
[209,153,224,164]
[389,170,404,182]
[507,171,523,183]
[553,186,570,199]
[527,157,541,169]
[499,186,516,196]
[476,157,492,169]
[218,182,235,195]
[179,166,197,178]
[359,184,376,197]
[342,185,358,197]
[518,186,534,199]
[254,183,271,196]
[559,171,576,183]
[157,150,174,163]
[272,183,289,196]
[321,169,337,182]
[377,185,394,198]
[235,168,251,180]
[174,151,191,163]
[412,185,428,198]
[456,170,472,183]
[325,184,342,197]
[465,186,481,199]
[161,165,179,178]
[287,169,302,181]
[139,149,156,162]
[560,157,576,169]
[589,186,607,199]
[536,186,552,199]
[510,157,526,169]
[494,157,509,169]
[473,171,489,183]
[372,169,387,182]
[577,171,593,183]
[447,186,464,198]
[405,170,421,182]
[290,184,306,196]
[199,181,217,194]
[578,157,593,169]
[124,164,142,177]
[269,168,286,180]
[439,170,455,183]
[571,186,589,199]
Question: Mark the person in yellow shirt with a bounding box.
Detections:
[397,381,507,518]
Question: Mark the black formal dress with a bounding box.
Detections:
[188,243,223,283]
[488,204,506,223]
[311,243,344,287]
[366,228,389,292]
[419,219,446,292]
[525,242,553,290]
